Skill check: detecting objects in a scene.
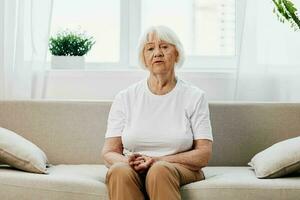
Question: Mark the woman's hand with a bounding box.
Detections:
[128,153,156,174]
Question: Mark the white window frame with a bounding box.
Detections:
[49,0,246,71]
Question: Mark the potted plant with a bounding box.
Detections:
[272,0,300,31]
[49,30,95,69]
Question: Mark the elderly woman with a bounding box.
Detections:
[102,26,213,200]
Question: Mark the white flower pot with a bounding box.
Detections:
[51,56,85,69]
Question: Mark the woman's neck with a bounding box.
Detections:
[147,74,177,95]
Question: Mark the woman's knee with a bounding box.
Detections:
[146,161,178,181]
[106,162,136,181]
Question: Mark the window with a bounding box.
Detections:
[141,0,235,56]
[50,0,238,70]
[50,0,120,63]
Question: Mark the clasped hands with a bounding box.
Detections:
[128,153,157,174]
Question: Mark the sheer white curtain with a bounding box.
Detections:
[235,0,300,101]
[0,0,52,99]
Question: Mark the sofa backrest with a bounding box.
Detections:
[209,102,300,166]
[0,101,299,166]
[0,101,109,165]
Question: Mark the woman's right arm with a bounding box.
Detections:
[101,137,128,168]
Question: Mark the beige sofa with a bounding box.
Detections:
[0,100,299,200]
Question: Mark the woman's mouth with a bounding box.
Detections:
[153,61,164,64]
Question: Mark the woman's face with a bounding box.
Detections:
[143,32,178,75]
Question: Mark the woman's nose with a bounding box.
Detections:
[153,47,163,57]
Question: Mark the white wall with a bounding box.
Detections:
[44,70,236,101]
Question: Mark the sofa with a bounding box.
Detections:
[0,100,299,200]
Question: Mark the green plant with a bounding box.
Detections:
[272,0,300,30]
[49,30,95,56]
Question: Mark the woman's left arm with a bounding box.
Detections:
[155,139,212,171]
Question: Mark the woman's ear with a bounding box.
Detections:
[175,50,179,63]
[140,50,148,69]
[143,54,148,68]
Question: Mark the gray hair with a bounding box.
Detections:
[137,26,185,69]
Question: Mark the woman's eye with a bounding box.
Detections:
[147,47,154,51]
[161,45,168,49]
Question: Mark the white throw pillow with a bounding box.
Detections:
[248,136,300,178]
[0,127,48,174]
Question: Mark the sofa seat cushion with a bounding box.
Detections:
[181,166,300,200]
[0,164,109,200]
[1,165,300,200]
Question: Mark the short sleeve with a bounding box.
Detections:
[105,92,126,138]
[190,92,213,141]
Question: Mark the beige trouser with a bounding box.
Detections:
[106,161,205,200]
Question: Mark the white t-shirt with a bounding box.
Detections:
[105,77,213,157]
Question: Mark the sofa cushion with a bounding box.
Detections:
[181,166,300,200]
[0,164,108,200]
[1,165,299,200]
[248,136,300,178]
[0,127,48,174]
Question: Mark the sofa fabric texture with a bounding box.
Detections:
[0,101,300,200]
[0,164,108,200]
[1,165,299,200]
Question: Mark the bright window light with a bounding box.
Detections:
[50,0,120,63]
[141,0,236,56]
[49,0,237,69]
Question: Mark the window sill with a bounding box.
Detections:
[45,66,237,74]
